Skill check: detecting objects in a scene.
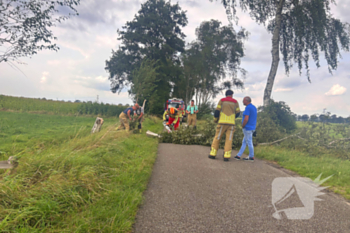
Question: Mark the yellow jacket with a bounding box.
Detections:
[214,97,240,125]
[178,108,185,117]
[163,109,179,124]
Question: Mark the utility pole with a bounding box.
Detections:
[96,95,99,103]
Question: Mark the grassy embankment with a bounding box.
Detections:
[255,121,350,200]
[0,111,162,232]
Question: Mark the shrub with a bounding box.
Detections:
[258,99,297,133]
[197,102,215,120]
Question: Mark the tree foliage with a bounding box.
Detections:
[0,0,80,63]
[105,0,188,114]
[179,19,247,105]
[215,0,350,105]
[129,59,161,114]
[258,99,297,133]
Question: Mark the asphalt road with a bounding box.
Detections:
[133,143,350,233]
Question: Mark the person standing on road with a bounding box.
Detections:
[186,100,198,129]
[234,96,257,162]
[117,103,139,131]
[209,90,240,162]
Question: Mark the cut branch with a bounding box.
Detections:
[258,133,300,146]
[328,138,350,146]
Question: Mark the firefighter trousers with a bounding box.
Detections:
[187,114,197,126]
[211,124,236,155]
[117,112,130,131]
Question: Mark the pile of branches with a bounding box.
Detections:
[279,122,350,160]
[159,120,246,150]
[159,118,350,160]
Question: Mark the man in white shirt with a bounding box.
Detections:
[135,106,144,133]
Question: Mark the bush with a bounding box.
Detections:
[160,119,246,150]
[258,99,297,133]
[197,102,215,120]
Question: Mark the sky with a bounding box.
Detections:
[1,0,349,117]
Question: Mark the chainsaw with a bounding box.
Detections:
[163,121,173,133]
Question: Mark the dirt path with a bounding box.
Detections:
[134,143,350,233]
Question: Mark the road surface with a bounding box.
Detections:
[134,144,350,233]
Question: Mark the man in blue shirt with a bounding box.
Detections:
[234,96,257,162]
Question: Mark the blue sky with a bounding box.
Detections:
[1,0,349,117]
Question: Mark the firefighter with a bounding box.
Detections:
[209,90,240,161]
[178,104,185,126]
[163,107,180,131]
[186,100,198,129]
[116,103,139,131]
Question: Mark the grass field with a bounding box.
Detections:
[0,95,127,117]
[0,111,162,232]
[255,146,350,200]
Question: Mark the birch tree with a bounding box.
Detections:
[214,0,350,106]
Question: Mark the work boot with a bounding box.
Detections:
[209,147,217,159]
[223,151,231,162]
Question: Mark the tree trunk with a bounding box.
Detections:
[263,0,285,106]
[91,117,104,133]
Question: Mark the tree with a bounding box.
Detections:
[301,114,309,122]
[0,0,80,63]
[129,59,161,114]
[105,0,187,114]
[330,114,337,123]
[258,99,297,133]
[346,116,350,124]
[180,19,246,106]
[310,114,318,122]
[215,0,350,106]
[337,116,344,124]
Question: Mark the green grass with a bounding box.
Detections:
[0,95,127,117]
[255,146,350,200]
[0,111,162,232]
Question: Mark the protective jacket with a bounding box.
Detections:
[214,97,240,125]
[178,108,185,118]
[163,109,179,124]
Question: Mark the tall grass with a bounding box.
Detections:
[0,111,163,232]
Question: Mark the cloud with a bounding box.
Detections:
[325,84,347,96]
[183,0,200,8]
[41,72,49,83]
[58,0,142,32]
[73,75,111,91]
[274,88,293,92]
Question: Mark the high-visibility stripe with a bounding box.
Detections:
[217,126,223,140]
[218,112,236,124]
[217,105,222,109]
[229,126,234,140]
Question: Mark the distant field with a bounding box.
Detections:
[296,121,349,139]
[0,111,163,232]
[0,111,96,157]
[0,95,127,117]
